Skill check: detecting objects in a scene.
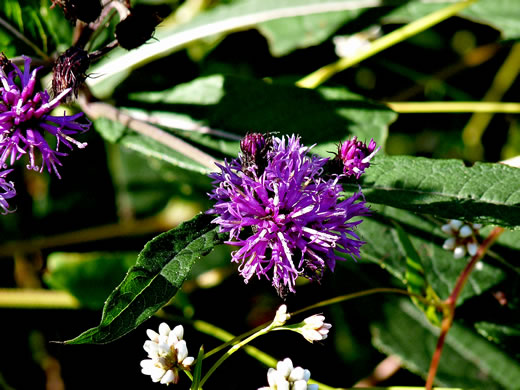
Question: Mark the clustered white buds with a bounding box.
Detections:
[273,304,291,327]
[140,323,195,385]
[258,358,318,390]
[299,315,332,343]
[441,219,482,259]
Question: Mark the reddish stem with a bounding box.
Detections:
[425,226,504,389]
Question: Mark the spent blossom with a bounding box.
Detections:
[140,323,195,385]
[0,55,90,178]
[258,358,318,390]
[441,219,482,259]
[208,134,370,297]
[0,169,16,214]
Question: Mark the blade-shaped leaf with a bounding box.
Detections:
[353,155,520,228]
[65,213,224,344]
[371,299,520,389]
[86,0,386,96]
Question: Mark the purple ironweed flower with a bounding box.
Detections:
[208,134,370,297]
[336,136,380,179]
[0,55,90,178]
[0,169,16,215]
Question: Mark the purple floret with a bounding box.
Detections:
[0,169,16,214]
[208,134,370,297]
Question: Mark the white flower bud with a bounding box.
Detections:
[449,219,463,230]
[459,225,473,238]
[441,224,453,234]
[293,380,308,390]
[259,358,315,390]
[160,370,176,385]
[467,242,478,256]
[277,358,293,378]
[443,237,456,250]
[158,322,171,336]
[453,245,466,259]
[146,329,160,342]
[273,304,291,326]
[288,366,305,382]
[300,314,332,343]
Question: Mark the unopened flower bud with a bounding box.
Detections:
[332,136,380,178]
[272,304,291,327]
[258,358,318,390]
[300,314,332,343]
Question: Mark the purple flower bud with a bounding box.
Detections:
[208,134,370,297]
[1,55,91,178]
[0,169,16,215]
[337,137,380,179]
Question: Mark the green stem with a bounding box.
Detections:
[296,0,477,89]
[386,101,520,113]
[0,16,50,61]
[199,322,272,387]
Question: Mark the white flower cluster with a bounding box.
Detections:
[441,219,482,259]
[300,315,331,343]
[258,358,318,390]
[140,323,195,385]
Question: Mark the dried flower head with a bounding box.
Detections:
[51,0,102,23]
[115,7,162,50]
[209,134,370,297]
[258,358,318,390]
[334,136,380,179]
[441,219,482,258]
[140,323,195,385]
[0,55,90,178]
[0,169,16,215]
[52,46,90,101]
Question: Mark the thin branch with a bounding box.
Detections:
[296,0,477,89]
[425,226,505,390]
[78,97,221,172]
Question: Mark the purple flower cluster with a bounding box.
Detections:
[209,134,375,296]
[0,56,90,179]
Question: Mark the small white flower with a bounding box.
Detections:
[258,358,318,390]
[140,323,195,385]
[441,219,482,259]
[299,314,332,343]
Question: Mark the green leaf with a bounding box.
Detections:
[92,117,211,174]
[371,299,520,389]
[359,206,505,304]
[354,155,520,228]
[257,10,360,56]
[43,252,137,310]
[190,346,205,390]
[386,0,520,41]
[86,0,387,96]
[392,221,442,326]
[126,74,394,159]
[0,0,73,58]
[65,213,224,344]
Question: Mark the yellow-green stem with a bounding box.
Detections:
[386,101,520,113]
[296,0,476,89]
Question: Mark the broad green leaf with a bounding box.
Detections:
[359,206,505,304]
[353,155,520,228]
[126,74,394,158]
[386,0,520,40]
[43,252,137,309]
[87,0,386,96]
[371,299,520,389]
[475,322,520,359]
[257,10,360,56]
[93,117,212,174]
[65,213,224,344]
